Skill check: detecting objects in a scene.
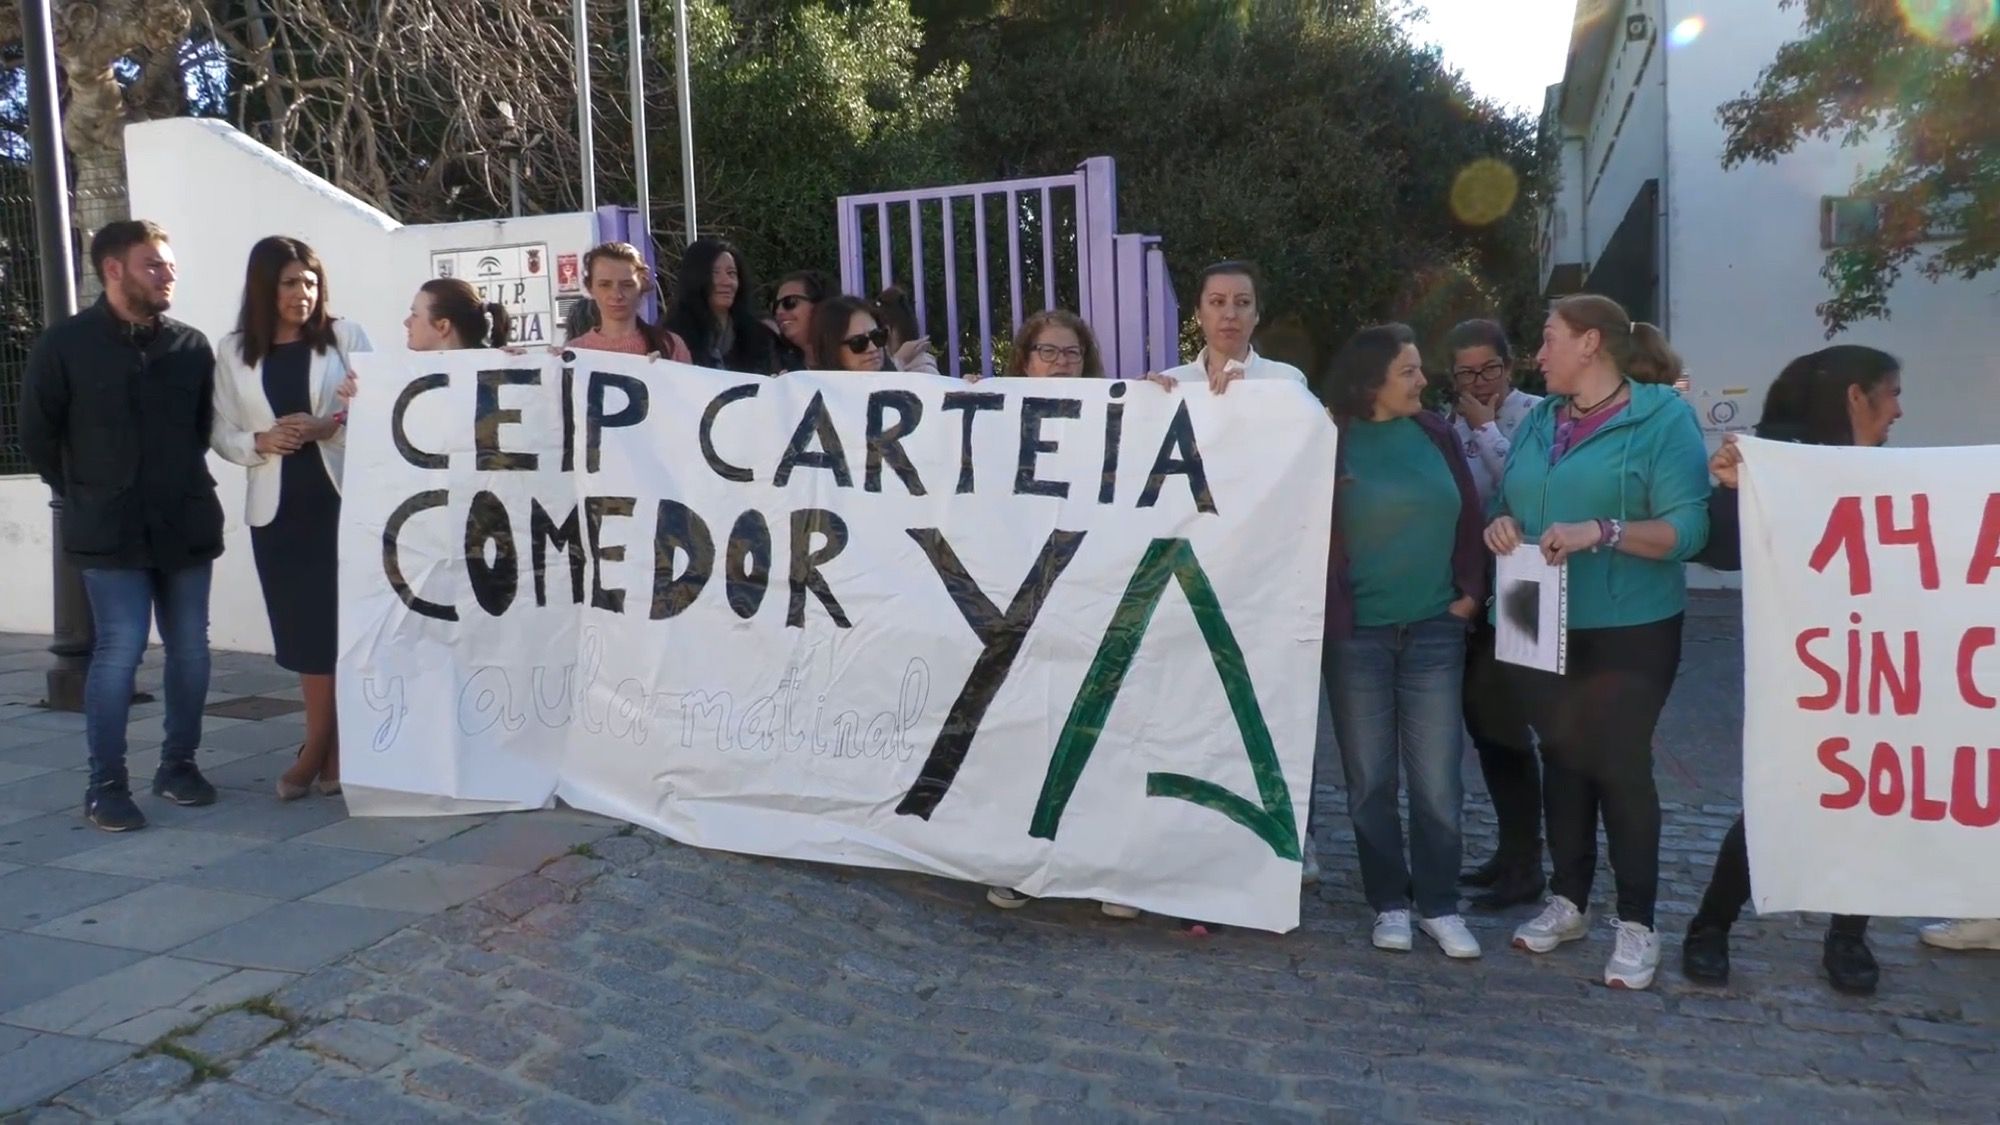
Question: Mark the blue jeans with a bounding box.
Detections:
[80,564,213,787]
[1327,614,1468,917]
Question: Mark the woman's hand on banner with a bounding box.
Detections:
[1539,521,1604,565]
[1483,515,1523,555]
[1710,434,1744,490]
[1139,373,1178,392]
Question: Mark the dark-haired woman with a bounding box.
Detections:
[405,279,512,351]
[1682,344,1903,995]
[1155,261,1306,392]
[811,296,893,374]
[1485,294,1710,990]
[1443,319,1545,909]
[874,285,939,375]
[212,237,371,800]
[568,242,691,361]
[1324,323,1487,957]
[771,270,831,372]
[664,236,774,373]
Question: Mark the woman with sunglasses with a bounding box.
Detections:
[771,270,831,372]
[1484,294,1709,991]
[811,295,893,373]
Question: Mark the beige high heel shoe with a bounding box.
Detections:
[276,747,313,801]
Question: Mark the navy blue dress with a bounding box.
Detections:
[249,340,340,675]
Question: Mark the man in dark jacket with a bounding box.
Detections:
[20,220,224,831]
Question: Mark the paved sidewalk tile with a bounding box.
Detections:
[0,771,88,815]
[0,866,149,930]
[174,900,421,973]
[296,814,492,856]
[411,814,617,872]
[0,933,148,1012]
[0,762,55,787]
[28,883,276,953]
[1,956,233,1037]
[0,1032,133,1112]
[307,857,518,913]
[50,827,264,879]
[174,839,391,899]
[187,793,354,842]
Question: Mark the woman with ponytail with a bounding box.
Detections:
[1483,294,1711,991]
[405,279,513,351]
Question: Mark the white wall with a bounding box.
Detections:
[0,118,600,647]
[1579,0,1666,269]
[1664,0,2000,452]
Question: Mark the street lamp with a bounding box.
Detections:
[20,0,91,711]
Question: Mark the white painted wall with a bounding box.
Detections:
[1663,0,2000,452]
[0,118,601,648]
[1580,2,1666,269]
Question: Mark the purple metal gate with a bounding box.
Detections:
[836,157,1177,381]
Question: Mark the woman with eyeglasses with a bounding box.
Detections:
[1005,310,1104,378]
[1484,294,1709,991]
[1442,320,1546,911]
[770,270,831,372]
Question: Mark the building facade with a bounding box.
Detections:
[1538,0,1997,450]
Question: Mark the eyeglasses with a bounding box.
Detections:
[775,294,813,312]
[1452,359,1508,383]
[842,328,889,354]
[1029,343,1085,364]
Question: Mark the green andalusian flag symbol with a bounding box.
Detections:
[1029,537,1301,860]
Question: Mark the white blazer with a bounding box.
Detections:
[211,320,372,528]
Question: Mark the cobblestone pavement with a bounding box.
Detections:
[7,598,1998,1122]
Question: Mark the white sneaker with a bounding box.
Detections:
[986,887,1031,909]
[1919,918,2000,951]
[1512,895,1590,953]
[1372,909,1413,951]
[1300,836,1321,885]
[1604,919,1661,990]
[1099,902,1141,919]
[1419,914,1483,959]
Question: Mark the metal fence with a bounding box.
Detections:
[1,153,128,478]
[0,172,42,476]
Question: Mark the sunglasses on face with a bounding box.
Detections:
[1029,343,1085,364]
[843,328,889,354]
[1452,360,1508,382]
[775,294,814,312]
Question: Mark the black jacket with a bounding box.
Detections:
[19,298,225,571]
[1692,485,1741,572]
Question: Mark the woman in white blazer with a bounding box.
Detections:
[212,236,370,801]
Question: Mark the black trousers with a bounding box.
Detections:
[1514,615,1683,929]
[1465,618,1540,865]
[1695,815,1869,936]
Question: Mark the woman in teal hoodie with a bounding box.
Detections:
[1484,294,1710,991]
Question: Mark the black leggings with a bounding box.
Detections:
[1515,615,1683,929]
[1695,815,1869,936]
[1465,619,1540,863]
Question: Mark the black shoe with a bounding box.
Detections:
[1461,854,1508,888]
[1682,920,1731,985]
[1823,931,1879,996]
[84,782,147,832]
[1469,866,1547,911]
[152,761,218,807]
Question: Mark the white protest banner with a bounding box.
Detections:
[1738,437,2000,917]
[337,350,1336,932]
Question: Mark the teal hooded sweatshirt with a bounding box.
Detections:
[1495,381,1711,630]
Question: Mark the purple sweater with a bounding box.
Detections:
[1324,409,1489,643]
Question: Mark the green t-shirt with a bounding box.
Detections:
[1339,417,1460,627]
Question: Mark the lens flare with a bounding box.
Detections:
[1450,159,1520,227]
[1668,16,1705,47]
[1898,0,1998,45]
